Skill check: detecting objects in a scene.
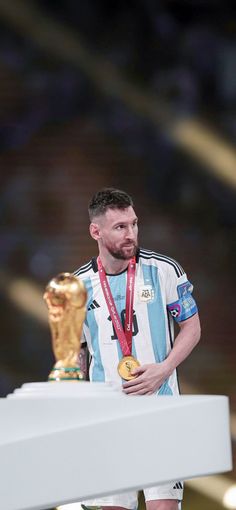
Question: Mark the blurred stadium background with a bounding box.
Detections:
[0,1,235,509]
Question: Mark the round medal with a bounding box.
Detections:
[117,356,140,380]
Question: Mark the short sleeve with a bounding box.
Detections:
[166,266,198,322]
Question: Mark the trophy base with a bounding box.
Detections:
[48,366,85,381]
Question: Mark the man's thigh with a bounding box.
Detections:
[146,500,178,510]
[98,501,179,510]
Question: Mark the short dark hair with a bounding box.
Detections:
[88,188,134,220]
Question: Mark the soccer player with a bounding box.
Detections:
[74,188,201,510]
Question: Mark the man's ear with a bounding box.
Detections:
[89,222,100,241]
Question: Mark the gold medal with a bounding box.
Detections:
[117,356,140,380]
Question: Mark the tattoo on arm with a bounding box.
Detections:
[78,345,89,380]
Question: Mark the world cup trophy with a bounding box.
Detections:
[43,272,87,381]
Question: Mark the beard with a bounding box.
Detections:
[107,242,138,260]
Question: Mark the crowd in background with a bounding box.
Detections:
[0,0,235,394]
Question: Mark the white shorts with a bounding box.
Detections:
[82,482,183,509]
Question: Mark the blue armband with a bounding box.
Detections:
[167,281,198,322]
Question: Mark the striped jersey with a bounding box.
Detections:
[74,248,198,394]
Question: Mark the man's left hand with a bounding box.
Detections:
[122,362,169,395]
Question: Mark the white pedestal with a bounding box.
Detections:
[0,382,232,510]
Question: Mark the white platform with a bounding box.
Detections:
[0,382,232,510]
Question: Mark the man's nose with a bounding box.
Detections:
[125,226,135,239]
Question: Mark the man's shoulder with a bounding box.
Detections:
[138,248,184,277]
[73,259,95,279]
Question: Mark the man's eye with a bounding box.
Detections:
[116,225,124,230]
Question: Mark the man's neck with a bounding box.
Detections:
[98,253,130,275]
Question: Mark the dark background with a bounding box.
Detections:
[0,1,235,509]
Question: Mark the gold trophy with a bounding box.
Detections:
[43,272,87,381]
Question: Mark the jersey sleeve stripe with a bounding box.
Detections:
[139,249,184,277]
[74,261,92,276]
[140,249,184,275]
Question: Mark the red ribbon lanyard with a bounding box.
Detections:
[97,256,136,356]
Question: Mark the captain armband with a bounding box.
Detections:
[167,280,198,322]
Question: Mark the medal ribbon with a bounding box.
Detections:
[97,256,136,356]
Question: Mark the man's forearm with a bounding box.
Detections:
[162,313,201,378]
[78,345,89,379]
[123,314,201,395]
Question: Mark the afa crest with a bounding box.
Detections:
[138,285,155,303]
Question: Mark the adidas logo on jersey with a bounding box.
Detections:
[173,482,183,490]
[88,299,100,311]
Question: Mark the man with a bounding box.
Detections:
[74,188,201,510]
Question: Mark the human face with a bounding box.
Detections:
[91,207,138,260]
